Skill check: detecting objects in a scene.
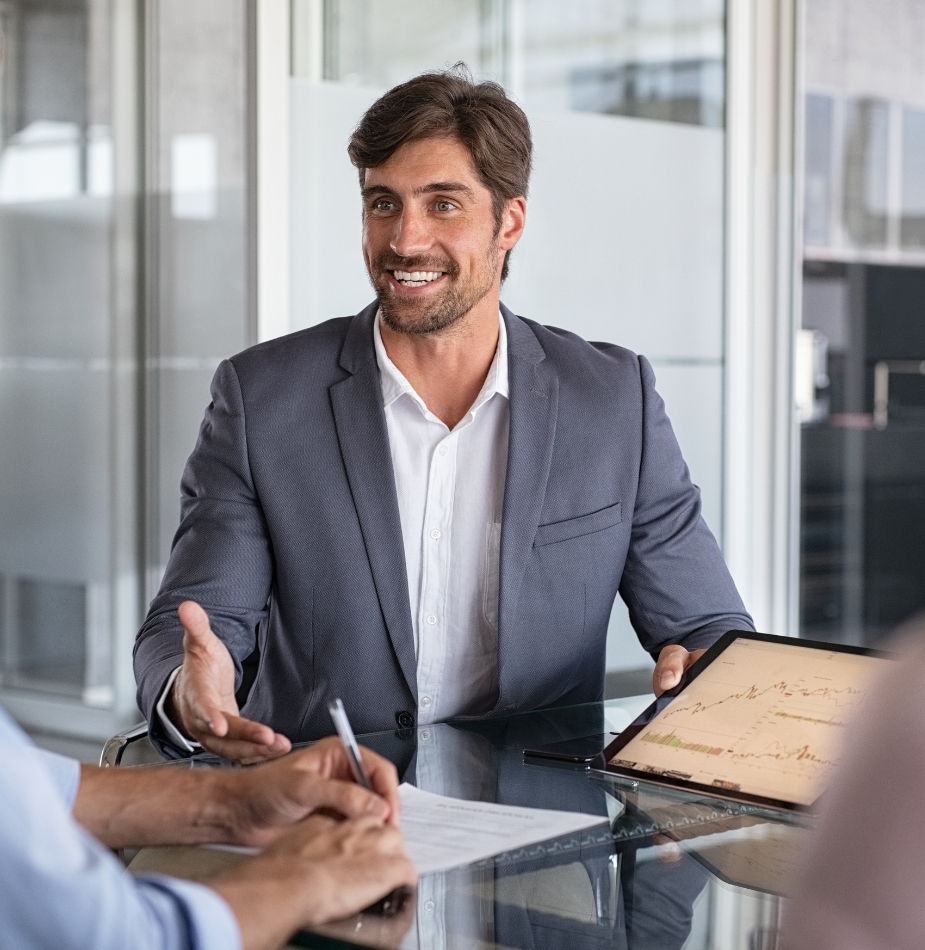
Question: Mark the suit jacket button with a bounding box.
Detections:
[396,710,415,729]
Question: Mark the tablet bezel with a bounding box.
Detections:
[592,630,891,814]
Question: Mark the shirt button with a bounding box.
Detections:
[421,695,432,708]
[430,528,442,540]
[424,899,436,915]
[438,445,448,456]
[421,730,431,741]
[426,614,437,625]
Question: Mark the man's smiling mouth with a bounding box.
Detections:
[391,269,445,287]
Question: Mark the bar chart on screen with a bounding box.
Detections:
[610,638,891,805]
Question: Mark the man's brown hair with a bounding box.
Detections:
[348,65,532,281]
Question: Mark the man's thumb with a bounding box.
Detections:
[179,600,214,647]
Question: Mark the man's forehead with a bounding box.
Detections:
[362,136,483,189]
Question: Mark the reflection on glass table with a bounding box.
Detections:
[129,698,806,950]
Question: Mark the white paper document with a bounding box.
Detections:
[207,782,609,873]
[397,783,608,875]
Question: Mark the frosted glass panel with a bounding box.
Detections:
[651,364,724,537]
[291,86,724,363]
[502,111,724,361]
[290,82,380,327]
[0,0,118,702]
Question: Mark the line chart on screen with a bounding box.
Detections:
[609,638,891,805]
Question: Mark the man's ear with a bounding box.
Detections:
[499,196,527,251]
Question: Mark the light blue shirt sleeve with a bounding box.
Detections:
[0,706,241,950]
[34,746,82,807]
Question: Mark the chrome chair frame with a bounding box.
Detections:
[100,721,149,767]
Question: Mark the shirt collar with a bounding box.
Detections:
[373,311,509,414]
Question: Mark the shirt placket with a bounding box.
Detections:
[416,429,457,725]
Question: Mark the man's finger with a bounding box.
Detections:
[189,703,229,738]
[186,711,290,762]
[221,712,290,751]
[306,777,391,822]
[200,734,293,764]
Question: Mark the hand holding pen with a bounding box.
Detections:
[327,698,402,827]
[329,698,413,916]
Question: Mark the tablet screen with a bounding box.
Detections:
[606,637,891,807]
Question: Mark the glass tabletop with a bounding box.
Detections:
[292,698,808,949]
[131,698,810,949]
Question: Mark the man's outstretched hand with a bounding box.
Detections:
[167,600,291,763]
[652,644,706,697]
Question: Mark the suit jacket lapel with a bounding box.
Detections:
[330,305,418,701]
[497,306,559,708]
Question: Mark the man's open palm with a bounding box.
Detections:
[170,601,291,763]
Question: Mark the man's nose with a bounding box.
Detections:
[390,208,432,258]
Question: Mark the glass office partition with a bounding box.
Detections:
[290,0,726,676]
[798,0,925,646]
[0,0,125,710]
[0,0,252,738]
[142,0,252,594]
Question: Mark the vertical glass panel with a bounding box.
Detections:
[526,0,725,127]
[800,261,925,646]
[799,1,925,649]
[901,106,925,249]
[842,98,889,249]
[322,0,484,85]
[317,0,725,127]
[804,94,834,248]
[146,0,251,587]
[0,0,120,703]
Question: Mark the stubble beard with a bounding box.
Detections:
[371,241,500,336]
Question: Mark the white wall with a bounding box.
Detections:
[290,79,727,671]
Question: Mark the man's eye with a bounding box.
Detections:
[434,200,455,212]
[372,199,395,212]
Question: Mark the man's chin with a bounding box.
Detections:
[378,296,465,336]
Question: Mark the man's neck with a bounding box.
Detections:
[379,294,501,430]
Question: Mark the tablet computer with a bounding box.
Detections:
[593,630,892,813]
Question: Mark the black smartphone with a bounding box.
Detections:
[523,733,612,765]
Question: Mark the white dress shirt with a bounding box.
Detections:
[374,312,509,724]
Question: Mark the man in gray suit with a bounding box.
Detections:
[134,68,753,762]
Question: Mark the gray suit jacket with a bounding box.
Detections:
[134,304,752,751]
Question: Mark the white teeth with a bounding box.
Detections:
[393,269,443,286]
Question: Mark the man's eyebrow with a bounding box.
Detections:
[416,181,475,199]
[360,181,476,200]
[361,184,396,200]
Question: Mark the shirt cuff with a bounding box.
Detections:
[155,666,202,754]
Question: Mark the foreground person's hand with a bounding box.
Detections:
[226,736,402,844]
[653,645,706,697]
[168,600,291,763]
[211,814,418,950]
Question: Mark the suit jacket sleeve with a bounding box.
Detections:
[619,355,753,656]
[133,359,274,751]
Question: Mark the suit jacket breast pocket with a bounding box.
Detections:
[533,502,623,547]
